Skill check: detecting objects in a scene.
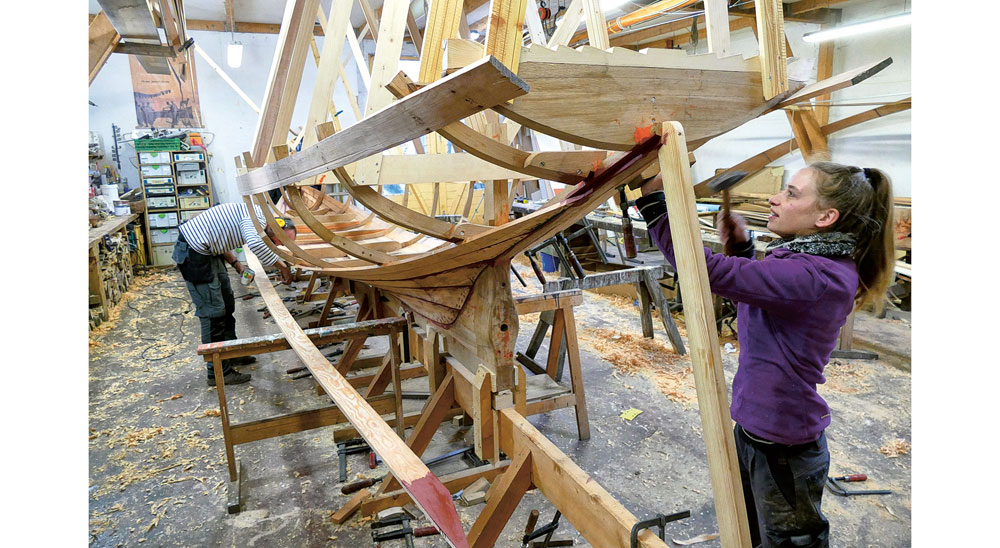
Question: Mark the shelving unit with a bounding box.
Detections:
[137,141,215,265]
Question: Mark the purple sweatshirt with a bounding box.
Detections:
[636,192,857,445]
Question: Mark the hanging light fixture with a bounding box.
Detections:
[227,25,243,68]
[803,12,911,43]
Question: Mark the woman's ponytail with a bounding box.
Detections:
[810,162,896,309]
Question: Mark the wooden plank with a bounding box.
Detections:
[229,396,396,445]
[657,122,751,547]
[581,0,610,50]
[97,0,170,74]
[484,0,529,72]
[89,11,122,84]
[753,0,787,99]
[693,97,911,197]
[771,58,893,111]
[331,488,370,524]
[513,290,583,315]
[364,0,410,116]
[467,448,532,548]
[301,1,352,152]
[244,250,469,548]
[418,0,464,83]
[443,38,485,74]
[815,36,835,126]
[236,57,529,194]
[524,0,548,45]
[248,0,315,168]
[703,0,731,57]
[499,408,669,548]
[547,0,584,49]
[375,153,532,185]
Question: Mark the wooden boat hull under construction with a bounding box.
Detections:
[232,47,895,548]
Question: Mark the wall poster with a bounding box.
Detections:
[128,53,203,128]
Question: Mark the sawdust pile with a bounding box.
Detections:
[90,271,175,344]
[586,291,690,338]
[823,360,874,394]
[579,327,696,405]
[879,438,911,458]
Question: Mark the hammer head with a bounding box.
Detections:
[707,170,749,194]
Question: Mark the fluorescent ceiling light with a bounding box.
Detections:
[802,13,911,43]
[227,42,243,68]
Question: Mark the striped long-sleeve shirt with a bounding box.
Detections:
[177,202,280,266]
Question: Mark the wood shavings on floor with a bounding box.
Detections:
[879,438,911,458]
[578,327,697,406]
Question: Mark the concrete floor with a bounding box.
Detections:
[89,266,911,547]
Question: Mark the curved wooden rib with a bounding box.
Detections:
[331,166,489,242]
[244,250,468,548]
[279,137,662,326]
[385,73,587,185]
[283,185,396,265]
[251,192,338,268]
[241,195,302,266]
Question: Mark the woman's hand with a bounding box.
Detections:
[716,212,749,247]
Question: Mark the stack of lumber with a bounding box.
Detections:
[90,234,134,329]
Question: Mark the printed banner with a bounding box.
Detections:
[128,53,203,128]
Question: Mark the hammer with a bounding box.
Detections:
[706,171,749,256]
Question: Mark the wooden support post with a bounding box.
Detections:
[484,0,529,73]
[561,306,590,441]
[473,365,498,462]
[467,448,533,548]
[545,309,566,379]
[212,353,238,481]
[389,329,406,437]
[753,0,788,99]
[379,373,457,494]
[703,0,732,57]
[657,122,752,547]
[581,0,610,50]
[425,327,445,392]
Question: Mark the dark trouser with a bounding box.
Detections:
[734,424,830,548]
[173,238,238,376]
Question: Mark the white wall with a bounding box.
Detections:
[686,0,911,196]
[89,29,363,205]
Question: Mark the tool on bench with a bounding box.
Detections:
[239,292,260,300]
[521,509,569,548]
[826,474,892,497]
[336,439,371,482]
[630,511,691,548]
[525,249,548,284]
[706,170,749,256]
[618,187,637,259]
[371,514,439,548]
[342,474,384,494]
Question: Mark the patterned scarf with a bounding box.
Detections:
[765,231,856,257]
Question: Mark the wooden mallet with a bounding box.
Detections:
[707,170,749,256]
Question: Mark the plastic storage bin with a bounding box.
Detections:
[148,211,179,228]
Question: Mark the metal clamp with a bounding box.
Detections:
[629,511,691,548]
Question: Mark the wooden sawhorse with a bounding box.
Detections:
[196,316,408,513]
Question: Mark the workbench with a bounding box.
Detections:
[88,213,138,324]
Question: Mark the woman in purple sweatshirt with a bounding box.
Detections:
[636,162,896,548]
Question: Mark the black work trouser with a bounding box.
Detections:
[173,237,238,375]
[734,424,830,548]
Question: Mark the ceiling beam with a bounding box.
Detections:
[224,0,235,32]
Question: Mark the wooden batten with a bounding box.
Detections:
[754,0,788,99]
[658,122,752,547]
[236,57,529,195]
